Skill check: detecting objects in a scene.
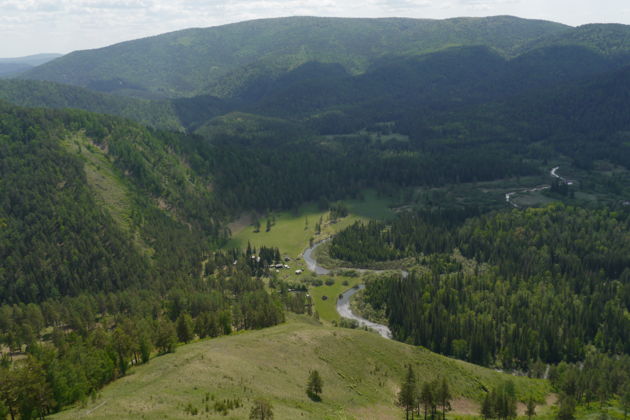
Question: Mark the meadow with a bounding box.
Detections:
[225,189,395,258]
[53,316,550,420]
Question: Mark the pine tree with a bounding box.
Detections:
[481,392,494,419]
[419,382,434,420]
[306,370,323,401]
[176,313,194,343]
[398,365,417,420]
[557,394,576,420]
[436,377,452,420]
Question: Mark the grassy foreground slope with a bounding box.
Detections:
[53,316,549,420]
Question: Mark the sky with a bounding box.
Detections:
[1,0,629,57]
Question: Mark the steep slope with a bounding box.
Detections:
[52,316,550,420]
[245,44,622,131]
[0,102,227,304]
[22,16,567,98]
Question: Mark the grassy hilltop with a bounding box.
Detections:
[53,316,550,420]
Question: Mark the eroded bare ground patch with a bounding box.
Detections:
[452,397,481,415]
[349,404,400,420]
[227,213,253,235]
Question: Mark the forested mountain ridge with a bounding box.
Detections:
[21,16,568,98]
[517,23,630,58]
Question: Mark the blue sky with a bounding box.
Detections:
[1,0,628,57]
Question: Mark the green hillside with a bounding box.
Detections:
[22,16,567,98]
[0,101,226,304]
[0,79,182,131]
[52,316,550,420]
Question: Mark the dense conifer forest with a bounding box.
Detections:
[335,205,630,368]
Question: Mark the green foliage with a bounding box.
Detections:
[0,103,151,303]
[176,313,194,344]
[0,101,237,305]
[398,365,417,419]
[0,247,286,415]
[481,381,518,420]
[155,318,177,355]
[360,205,630,368]
[548,351,630,409]
[526,396,537,419]
[557,394,577,420]
[306,370,323,401]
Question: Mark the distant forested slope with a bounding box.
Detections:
[0,53,62,77]
[21,16,568,98]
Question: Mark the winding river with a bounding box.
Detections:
[305,166,573,340]
[303,241,393,339]
[505,166,571,207]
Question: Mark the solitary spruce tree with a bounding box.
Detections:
[306,370,323,401]
[176,312,194,343]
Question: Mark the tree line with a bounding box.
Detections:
[0,249,289,419]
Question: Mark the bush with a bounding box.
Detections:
[339,318,359,329]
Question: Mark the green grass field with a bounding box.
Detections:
[53,316,550,420]
[309,276,363,323]
[225,190,395,258]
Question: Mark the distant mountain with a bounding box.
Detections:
[0,53,62,77]
[21,16,568,98]
[0,53,63,66]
